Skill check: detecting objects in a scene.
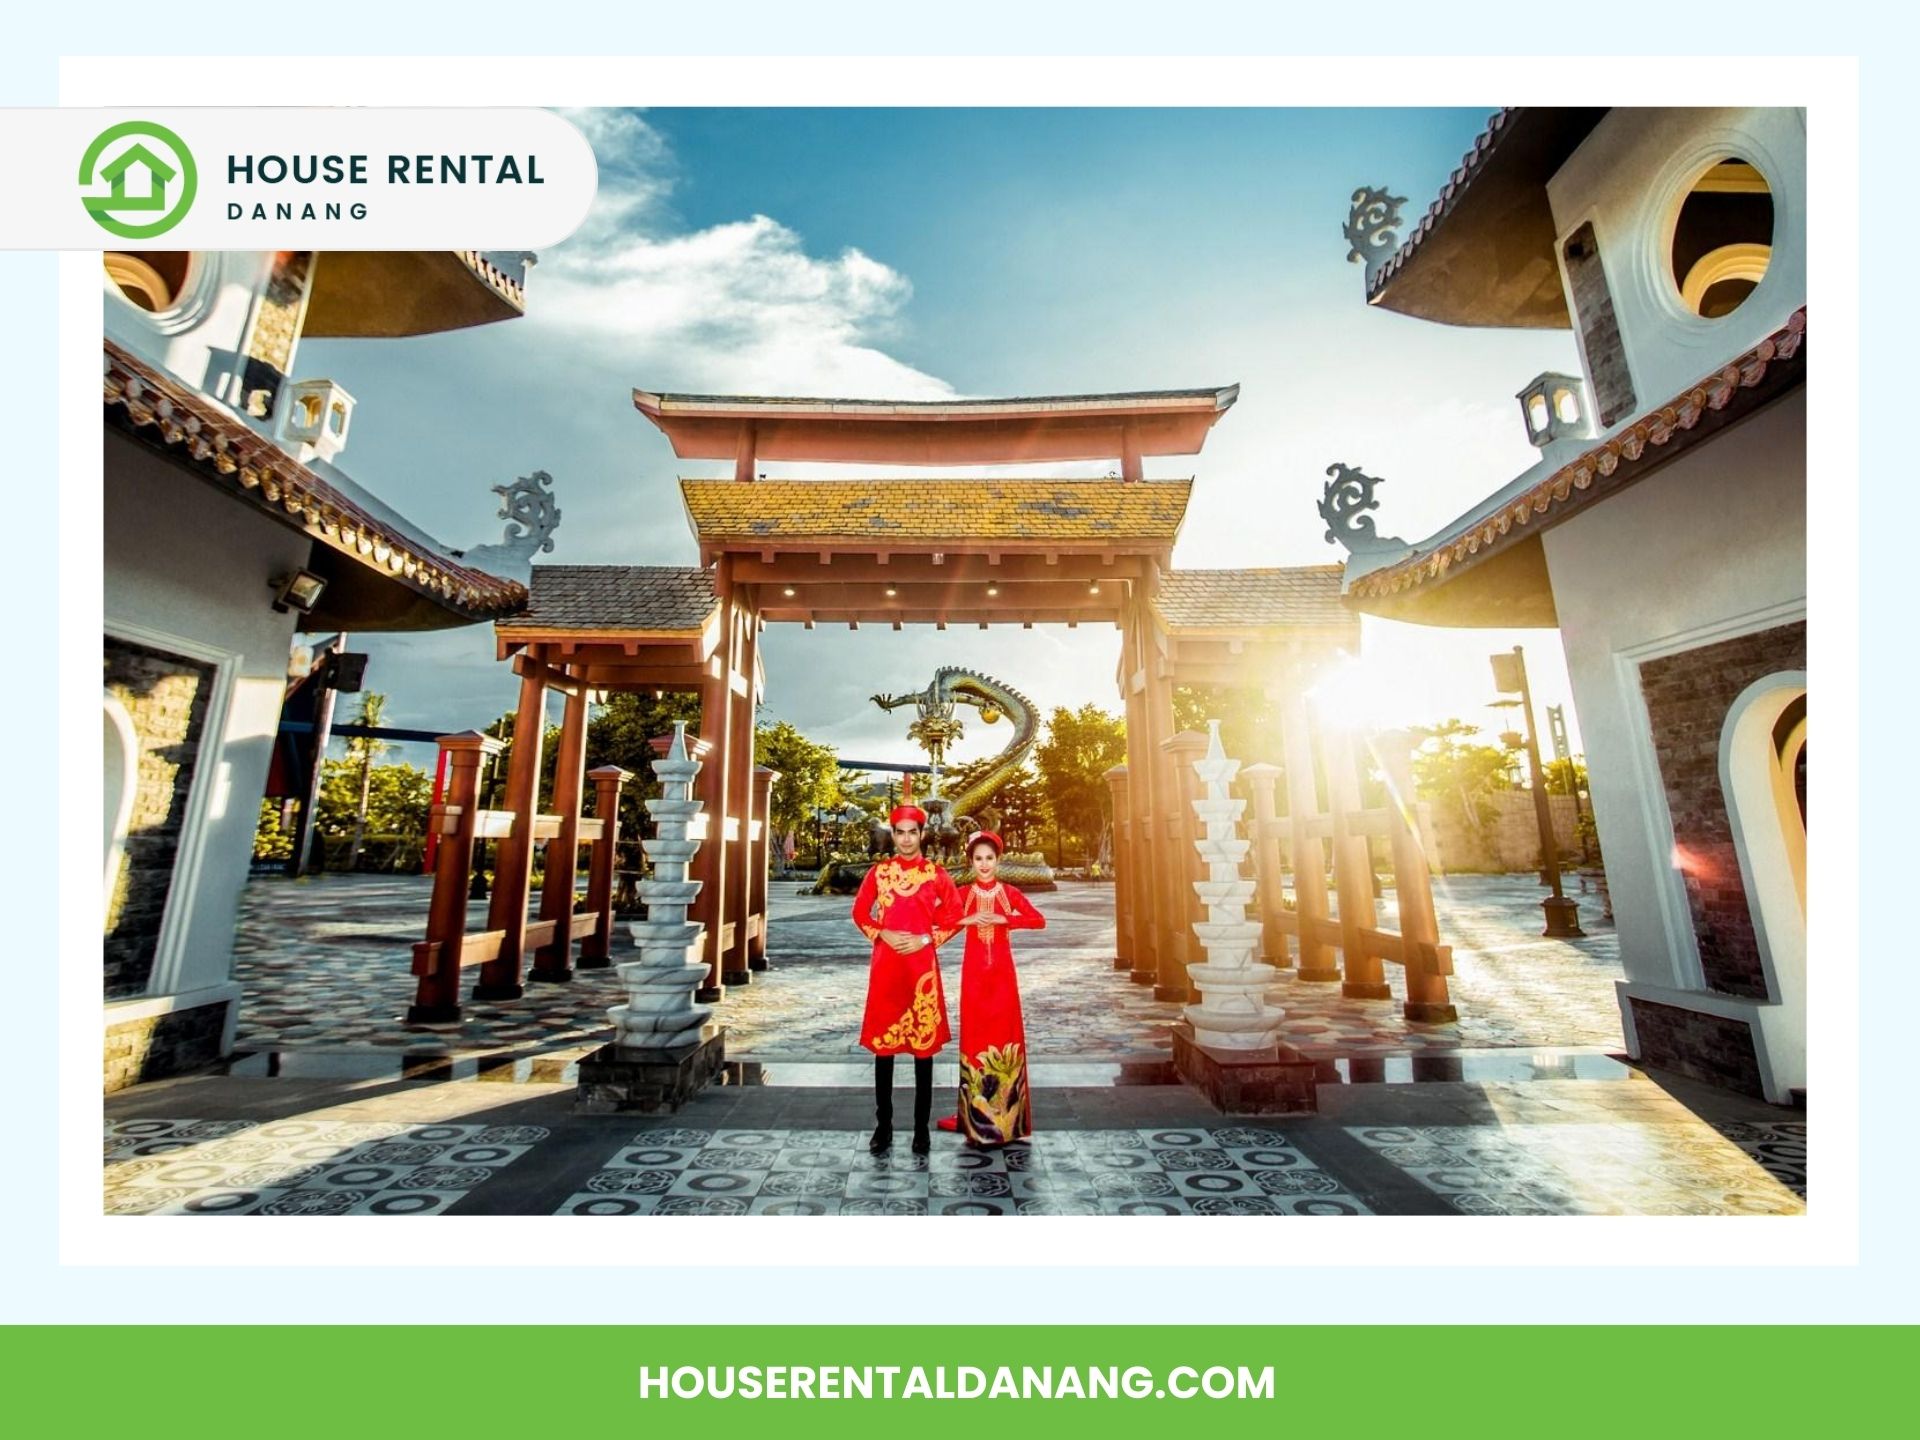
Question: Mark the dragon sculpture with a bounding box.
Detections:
[870,667,1039,836]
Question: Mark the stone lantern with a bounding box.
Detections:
[279,377,356,464]
[1515,371,1591,448]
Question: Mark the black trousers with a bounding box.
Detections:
[873,1053,934,1130]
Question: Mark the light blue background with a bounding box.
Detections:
[9,2,1905,1325]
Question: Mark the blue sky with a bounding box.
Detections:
[304,107,1585,765]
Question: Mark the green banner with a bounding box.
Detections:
[9,1325,1911,1433]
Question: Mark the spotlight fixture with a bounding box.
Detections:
[783,587,796,597]
[986,584,1000,597]
[1088,581,1101,595]
[269,569,328,615]
[885,587,898,597]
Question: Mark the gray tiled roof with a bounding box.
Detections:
[1153,567,1355,630]
[513,565,717,633]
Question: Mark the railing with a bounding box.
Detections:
[406,732,633,1024]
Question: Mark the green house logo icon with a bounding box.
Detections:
[79,121,197,239]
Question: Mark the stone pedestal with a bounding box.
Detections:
[579,723,724,1112]
[575,1027,727,1114]
[1171,1023,1318,1114]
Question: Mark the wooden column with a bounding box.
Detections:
[749,764,777,969]
[722,606,759,986]
[1157,729,1209,1002]
[476,662,547,1000]
[1379,731,1458,1022]
[530,682,590,984]
[408,731,501,1023]
[1104,763,1133,972]
[691,570,736,1003]
[1324,720,1388,1000]
[579,764,633,968]
[1240,761,1289,968]
[1141,607,1185,992]
[1281,687,1339,982]
[1121,613,1163,987]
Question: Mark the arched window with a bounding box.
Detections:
[1670,159,1774,319]
[104,252,194,313]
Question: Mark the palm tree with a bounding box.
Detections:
[345,692,388,869]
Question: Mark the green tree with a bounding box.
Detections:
[754,719,842,848]
[315,760,433,868]
[1033,703,1127,860]
[1173,683,1282,765]
[343,692,388,869]
[1408,718,1516,830]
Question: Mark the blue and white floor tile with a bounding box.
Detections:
[103,1118,546,1216]
[554,1126,1371,1216]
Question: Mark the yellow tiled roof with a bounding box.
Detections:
[681,478,1192,545]
[1153,567,1356,631]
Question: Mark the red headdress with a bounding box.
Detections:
[965,830,1004,855]
[889,804,928,828]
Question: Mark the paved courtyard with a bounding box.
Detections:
[229,871,1626,1070]
[108,868,1806,1219]
[103,1070,1805,1217]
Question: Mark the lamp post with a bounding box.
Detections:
[1490,646,1583,938]
[1546,704,1592,865]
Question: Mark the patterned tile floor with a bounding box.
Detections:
[1348,1122,1803,1216]
[102,1117,548,1216]
[229,872,1624,1065]
[555,1125,1371,1216]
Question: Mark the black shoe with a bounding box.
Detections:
[910,1127,930,1156]
[870,1125,892,1154]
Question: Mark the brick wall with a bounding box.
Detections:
[104,638,215,1000]
[1638,621,1805,998]
[103,999,229,1093]
[1628,997,1764,1098]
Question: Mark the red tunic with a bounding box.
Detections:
[852,856,960,1057]
[948,880,1045,1144]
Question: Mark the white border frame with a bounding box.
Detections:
[55,56,1861,1287]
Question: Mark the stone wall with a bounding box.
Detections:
[1638,620,1805,999]
[1628,997,1764,1098]
[104,637,214,1000]
[1426,791,1586,874]
[103,999,229,1093]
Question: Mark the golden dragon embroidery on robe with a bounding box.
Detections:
[870,967,944,1052]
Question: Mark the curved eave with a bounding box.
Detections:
[303,251,529,338]
[1345,308,1806,626]
[633,386,1238,465]
[104,341,527,627]
[1368,107,1608,330]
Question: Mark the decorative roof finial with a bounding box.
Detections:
[1319,463,1409,556]
[459,470,561,580]
[1344,185,1408,290]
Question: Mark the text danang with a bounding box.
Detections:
[225,154,546,184]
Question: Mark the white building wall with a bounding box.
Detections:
[1547,107,1806,420]
[103,435,308,1043]
[1541,391,1805,1095]
[102,253,273,410]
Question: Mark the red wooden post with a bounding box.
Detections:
[476,664,547,1001]
[409,732,501,1023]
[1378,730,1458,1023]
[531,683,590,984]
[749,764,777,969]
[1104,763,1133,971]
[1324,720,1389,1000]
[423,746,450,875]
[1157,729,1210,1003]
[579,764,633,969]
[1282,687,1339,982]
[723,610,760,986]
[1241,761,1289,968]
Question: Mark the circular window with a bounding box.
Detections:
[1669,159,1773,319]
[104,251,195,313]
